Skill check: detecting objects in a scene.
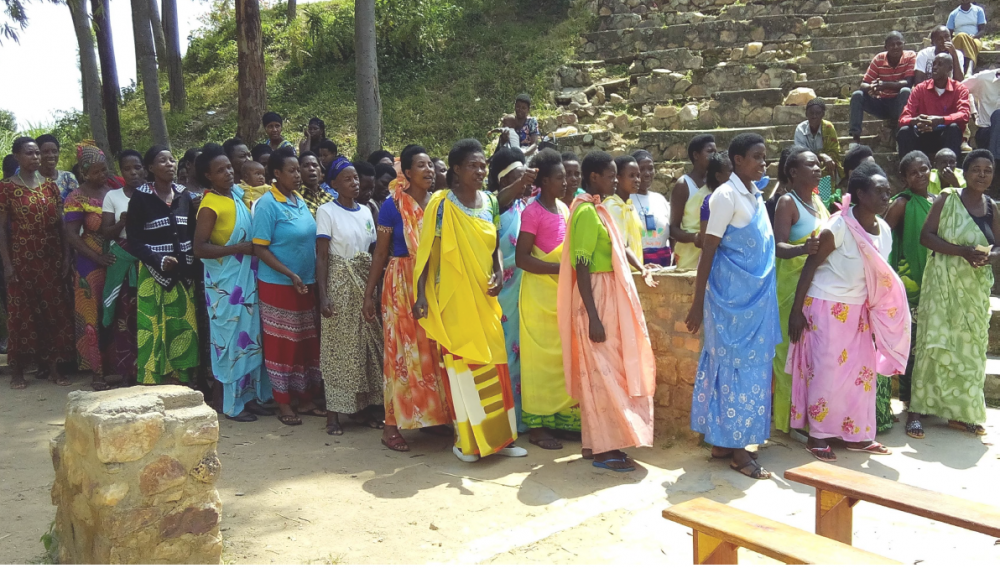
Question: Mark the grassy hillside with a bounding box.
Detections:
[107,0,591,159]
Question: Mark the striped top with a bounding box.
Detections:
[125,183,198,287]
[862,51,917,99]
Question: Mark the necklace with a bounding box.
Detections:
[789,189,819,217]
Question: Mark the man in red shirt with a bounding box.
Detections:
[897,53,971,159]
[849,32,916,145]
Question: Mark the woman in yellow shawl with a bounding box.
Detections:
[414,139,527,462]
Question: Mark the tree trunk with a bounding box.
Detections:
[90,0,122,156]
[131,0,170,147]
[147,0,167,68]
[68,0,112,160]
[354,0,381,160]
[287,0,296,21]
[161,0,185,111]
[236,0,266,144]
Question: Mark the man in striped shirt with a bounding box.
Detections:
[849,31,917,145]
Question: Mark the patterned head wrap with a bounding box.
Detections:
[77,142,106,174]
[324,155,354,186]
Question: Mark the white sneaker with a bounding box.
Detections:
[497,444,528,457]
[453,445,479,462]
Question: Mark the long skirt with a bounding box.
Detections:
[381,255,451,429]
[259,280,321,405]
[321,254,384,414]
[568,272,653,455]
[443,349,518,458]
[73,262,109,377]
[520,246,580,433]
[7,257,74,370]
[787,297,877,442]
[109,284,138,380]
[136,266,200,384]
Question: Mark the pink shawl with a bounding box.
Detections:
[556,193,656,398]
[839,195,912,375]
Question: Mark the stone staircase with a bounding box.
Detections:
[550,0,999,193]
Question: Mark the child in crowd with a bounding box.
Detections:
[240,160,270,208]
[928,148,966,193]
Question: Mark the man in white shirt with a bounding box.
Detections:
[914,26,965,83]
[965,69,1000,158]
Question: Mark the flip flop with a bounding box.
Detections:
[278,414,302,426]
[806,445,837,462]
[326,421,344,436]
[905,419,924,439]
[226,411,258,423]
[593,457,635,472]
[846,441,891,455]
[296,407,327,418]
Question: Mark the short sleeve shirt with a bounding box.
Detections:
[315,201,376,259]
[102,187,131,239]
[568,202,613,273]
[519,199,569,254]
[948,5,986,36]
[200,191,238,246]
[251,186,317,285]
[705,173,761,238]
[915,46,964,76]
[377,196,409,257]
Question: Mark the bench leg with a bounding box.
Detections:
[815,489,857,545]
[693,530,739,565]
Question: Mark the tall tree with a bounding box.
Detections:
[286,0,295,21]
[131,0,169,146]
[236,0,265,144]
[161,0,185,111]
[67,0,112,158]
[1,0,29,44]
[354,0,381,159]
[147,0,166,68]
[90,0,122,154]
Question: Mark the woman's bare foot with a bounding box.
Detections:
[49,362,72,386]
[326,411,343,436]
[9,368,27,390]
[528,428,563,450]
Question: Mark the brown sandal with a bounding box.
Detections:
[278,414,302,426]
[381,432,410,452]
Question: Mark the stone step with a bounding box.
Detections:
[813,15,938,38]
[821,5,935,24]
[812,32,917,51]
[826,0,943,14]
[631,100,858,128]
[796,73,865,99]
[635,123,884,159]
[803,43,924,64]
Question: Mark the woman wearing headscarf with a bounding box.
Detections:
[126,146,201,385]
[251,147,323,425]
[193,143,271,422]
[770,147,828,434]
[786,164,909,461]
[64,144,116,390]
[517,149,580,449]
[298,117,327,156]
[0,137,75,388]
[414,139,527,462]
[363,145,452,452]
[100,149,144,387]
[559,151,656,472]
[316,158,383,435]
[908,149,998,438]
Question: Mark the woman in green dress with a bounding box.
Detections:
[907,149,997,438]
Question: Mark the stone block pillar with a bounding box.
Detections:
[635,271,703,442]
[50,386,223,564]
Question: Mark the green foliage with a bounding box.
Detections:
[37,521,58,564]
[0,108,15,132]
[96,0,588,158]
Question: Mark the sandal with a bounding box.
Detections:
[807,445,837,462]
[905,419,925,439]
[593,457,635,472]
[91,378,110,392]
[949,421,987,436]
[51,375,73,387]
[326,421,343,436]
[278,414,302,426]
[226,411,258,422]
[296,406,327,418]
[529,436,563,450]
[381,432,410,452]
[846,441,891,455]
[9,377,27,390]
[730,457,771,480]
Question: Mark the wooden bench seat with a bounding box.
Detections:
[661,497,900,565]
[785,461,1000,545]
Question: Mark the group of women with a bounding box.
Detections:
[679,129,996,480]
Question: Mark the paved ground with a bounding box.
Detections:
[2,377,999,564]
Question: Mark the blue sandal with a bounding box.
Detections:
[592,457,635,473]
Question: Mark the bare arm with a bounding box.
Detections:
[257,244,307,293]
[496,170,536,210]
[100,211,126,240]
[575,261,605,343]
[488,229,504,296]
[515,231,559,275]
[65,218,112,267]
[193,208,253,260]
[685,234,720,333]
[413,236,438,320]
[882,196,907,231]
[920,193,986,263]
[363,229,393,321]
[787,230,836,343]
[316,238,332,316]
[669,180,695,243]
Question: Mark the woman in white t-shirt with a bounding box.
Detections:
[631,150,671,266]
[315,161,383,436]
[786,163,911,462]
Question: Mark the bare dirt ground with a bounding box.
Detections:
[2,376,999,565]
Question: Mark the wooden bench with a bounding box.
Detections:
[661,497,900,565]
[785,461,1000,545]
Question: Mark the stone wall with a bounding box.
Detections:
[50,386,222,564]
[636,271,702,442]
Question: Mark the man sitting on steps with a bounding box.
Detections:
[897,53,971,160]
[849,31,915,146]
[914,25,965,84]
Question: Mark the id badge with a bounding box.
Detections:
[644,214,656,231]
